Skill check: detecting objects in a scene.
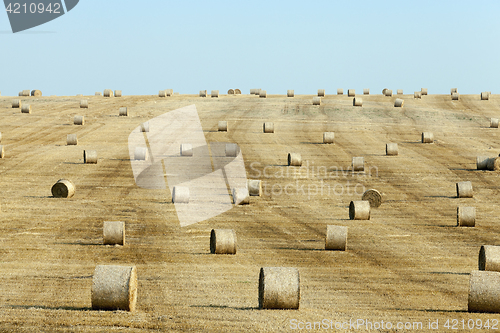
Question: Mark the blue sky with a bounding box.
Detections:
[1,0,499,96]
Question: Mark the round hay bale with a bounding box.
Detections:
[66,134,77,145]
[140,122,149,133]
[31,90,42,97]
[349,200,370,220]
[0,132,2,142]
[422,132,433,143]
[211,90,219,98]
[103,221,125,245]
[249,89,256,95]
[218,121,228,132]
[352,157,364,172]
[74,116,85,125]
[384,89,393,97]
[51,179,75,198]
[337,88,343,95]
[287,90,294,97]
[228,89,234,95]
[159,90,166,97]
[414,91,422,99]
[114,90,122,97]
[363,88,370,95]
[451,92,460,100]
[382,88,388,95]
[95,92,102,96]
[172,186,189,203]
[287,153,302,166]
[80,100,88,108]
[486,157,500,171]
[386,143,398,156]
[481,92,489,100]
[234,89,241,94]
[451,88,458,94]
[347,89,355,97]
[91,265,137,312]
[103,89,113,97]
[263,122,274,133]
[76,94,83,97]
[318,89,325,97]
[166,89,173,96]
[397,89,403,95]
[12,99,21,108]
[477,156,491,170]
[353,97,362,107]
[323,132,334,144]
[134,147,148,161]
[394,98,404,107]
[225,143,238,157]
[479,245,500,272]
[259,90,267,98]
[312,97,321,105]
[247,179,262,196]
[325,225,347,251]
[456,181,473,198]
[259,267,300,309]
[210,229,237,254]
[119,107,128,116]
[490,118,499,128]
[421,88,428,95]
[21,104,32,113]
[22,90,30,96]
[232,187,250,205]
[457,206,476,227]
[199,90,207,97]
[468,270,500,313]
[84,150,98,164]
[0,145,4,158]
[362,189,382,208]
[18,92,22,96]
[180,144,193,157]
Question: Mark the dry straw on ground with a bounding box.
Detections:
[386,143,398,156]
[91,265,137,311]
[287,90,294,97]
[218,121,227,132]
[84,150,98,164]
[349,200,370,220]
[468,270,500,313]
[103,221,125,245]
[456,181,473,198]
[51,179,75,198]
[288,153,302,166]
[457,207,476,227]
[259,267,300,309]
[263,122,274,133]
[66,134,77,146]
[362,189,382,208]
[172,186,189,203]
[210,229,237,254]
[325,225,347,251]
[232,188,249,205]
[323,132,334,144]
[247,179,262,196]
[479,245,500,272]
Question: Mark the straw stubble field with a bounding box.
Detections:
[0,92,499,332]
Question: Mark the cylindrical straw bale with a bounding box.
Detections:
[91,265,137,311]
[481,92,489,100]
[225,143,238,157]
[456,181,473,198]
[74,115,85,125]
[362,88,369,95]
[288,153,302,166]
[134,147,148,161]
[199,90,207,97]
[18,92,22,96]
[250,89,256,95]
[95,92,102,96]
[12,99,21,108]
[451,88,458,94]
[325,225,347,251]
[84,150,98,164]
[76,94,83,97]
[490,118,499,128]
[468,270,500,313]
[486,157,500,171]
[347,89,355,97]
[323,132,334,144]
[263,122,274,133]
[362,189,382,208]
[457,207,476,227]
[210,229,236,254]
[103,89,113,97]
[0,145,4,158]
[232,187,250,205]
[234,89,241,94]
[180,144,193,156]
[394,98,404,107]
[114,90,122,97]
[51,179,75,198]
[451,92,459,100]
[259,267,300,310]
[414,91,422,99]
[218,121,227,132]
[352,157,364,172]
[247,179,262,196]
[166,89,173,96]
[422,132,433,143]
[159,90,166,97]
[287,90,294,97]
[31,90,42,97]
[353,97,362,106]
[397,89,403,95]
[386,143,398,156]
[172,186,189,203]
[349,200,370,220]
[337,88,343,95]
[228,89,234,95]
[479,245,500,272]
[318,89,325,97]
[103,221,125,245]
[119,107,128,116]
[259,90,267,98]
[80,100,88,108]
[21,104,31,113]
[421,88,428,95]
[140,122,149,132]
[382,88,388,95]
[22,90,30,96]
[211,90,219,98]
[384,89,393,97]
[0,132,2,142]
[477,156,491,170]
[67,134,77,145]
[312,97,321,105]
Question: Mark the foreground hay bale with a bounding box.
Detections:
[259,267,300,309]
[414,91,422,99]
[21,104,32,113]
[259,90,267,98]
[31,90,42,97]
[288,153,302,166]
[451,92,460,100]
[287,90,294,97]
[180,144,193,156]
[456,181,473,198]
[397,89,403,95]
[337,88,343,95]
[477,156,491,170]
[325,225,347,251]
[247,179,262,196]
[84,150,98,164]
[74,116,85,125]
[312,97,321,105]
[228,89,234,95]
[210,229,236,254]
[114,90,122,97]
[323,132,334,144]
[91,265,137,311]
[172,186,189,203]
[421,132,434,143]
[211,90,219,98]
[479,245,500,272]
[394,98,404,107]
[66,134,78,145]
[491,118,499,128]
[51,179,75,198]
[384,89,393,97]
[263,122,274,133]
[486,157,500,171]
[218,121,228,132]
[235,89,241,94]
[347,89,355,97]
[225,143,238,157]
[0,145,4,158]
[468,270,500,313]
[421,88,428,95]
[352,157,364,172]
[232,188,250,205]
[386,143,398,156]
[363,88,370,95]
[353,97,363,106]
[457,207,476,227]
[318,89,325,97]
[134,147,148,161]
[12,99,21,108]
[199,90,207,97]
[362,189,382,208]
[119,107,128,116]
[80,100,88,108]
[103,221,125,245]
[159,90,166,97]
[103,89,113,97]
[349,200,370,220]
[481,92,490,100]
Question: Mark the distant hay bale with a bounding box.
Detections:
[353,97,363,107]
[421,132,433,143]
[199,90,207,97]
[287,90,294,97]
[225,143,238,157]
[234,89,241,94]
[363,89,370,95]
[394,98,404,107]
[31,90,42,97]
[66,134,78,145]
[91,265,137,312]
[166,89,173,96]
[451,92,460,100]
[95,92,102,96]
[80,100,88,108]
[318,89,325,97]
[51,179,75,198]
[103,221,125,245]
[323,132,334,144]
[386,143,398,156]
[114,90,122,97]
[414,91,422,99]
[21,104,32,113]
[456,181,473,198]
[218,121,228,132]
[84,150,98,164]
[468,270,500,313]
[451,88,458,94]
[211,90,219,98]
[421,88,428,95]
[172,186,189,203]
[232,187,249,205]
[486,157,500,171]
[210,229,236,254]
[180,144,193,156]
[74,116,85,125]
[259,267,300,309]
[479,245,500,272]
[0,132,2,142]
[249,89,256,95]
[18,92,22,96]
[119,107,128,116]
[22,90,30,97]
[103,89,113,97]
[228,89,234,95]
[134,147,148,161]
[347,89,355,97]
[263,122,274,133]
[337,89,343,95]
[382,88,388,95]
[12,99,21,108]
[159,90,166,97]
[140,122,149,133]
[312,97,321,105]
[259,90,267,98]
[287,153,302,166]
[477,156,491,170]
[362,189,382,208]
[384,89,393,97]
[397,89,403,95]
[352,157,364,172]
[325,225,347,251]
[457,206,476,227]
[349,200,370,220]
[490,118,499,128]
[247,179,262,196]
[0,145,4,158]
[481,92,489,100]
